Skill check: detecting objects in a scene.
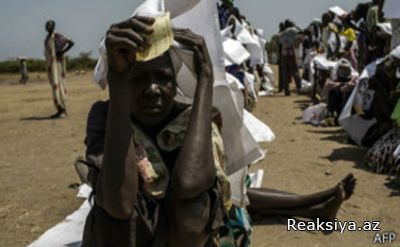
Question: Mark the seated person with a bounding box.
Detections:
[362,53,400,147]
[324,59,357,125]
[81,16,356,247]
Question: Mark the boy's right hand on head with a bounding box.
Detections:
[105,16,155,74]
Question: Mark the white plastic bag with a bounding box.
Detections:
[303,103,328,126]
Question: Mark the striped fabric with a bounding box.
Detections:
[54,33,69,56]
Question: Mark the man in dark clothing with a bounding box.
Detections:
[279,20,302,95]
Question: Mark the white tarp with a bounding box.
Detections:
[28,185,93,247]
[28,201,90,247]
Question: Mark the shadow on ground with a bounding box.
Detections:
[302,109,400,197]
[293,99,311,104]
[324,147,369,172]
[20,115,60,121]
[307,129,349,144]
[385,177,400,197]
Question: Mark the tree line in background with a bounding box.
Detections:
[0,44,277,74]
[0,52,97,73]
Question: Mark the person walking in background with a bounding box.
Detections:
[19,58,29,84]
[44,20,74,118]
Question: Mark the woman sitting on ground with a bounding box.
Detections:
[81,16,356,247]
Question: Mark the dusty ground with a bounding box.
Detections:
[0,71,399,247]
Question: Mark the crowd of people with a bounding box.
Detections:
[270,0,400,179]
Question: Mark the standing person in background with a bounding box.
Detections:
[44,20,74,118]
[277,22,285,93]
[279,20,302,96]
[301,29,313,81]
[366,0,386,64]
[321,12,335,56]
[339,21,358,69]
[19,58,29,84]
[217,0,233,29]
[347,3,370,71]
[366,0,385,34]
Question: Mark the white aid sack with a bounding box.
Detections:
[229,17,259,45]
[300,79,313,94]
[172,0,264,175]
[28,201,91,247]
[244,71,257,101]
[303,103,328,126]
[329,6,348,17]
[223,37,251,65]
[246,35,265,67]
[243,110,276,143]
[226,72,245,91]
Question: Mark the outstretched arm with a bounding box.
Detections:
[95,16,154,220]
[172,29,216,199]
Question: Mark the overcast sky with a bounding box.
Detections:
[0,0,369,61]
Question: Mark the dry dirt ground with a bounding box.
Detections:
[0,71,399,247]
